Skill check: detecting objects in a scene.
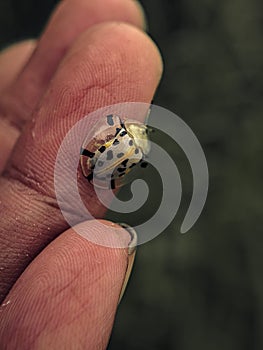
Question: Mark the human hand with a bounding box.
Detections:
[0,0,162,348]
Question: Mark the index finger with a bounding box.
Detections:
[0,22,163,302]
[0,0,146,172]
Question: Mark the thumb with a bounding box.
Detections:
[0,220,136,349]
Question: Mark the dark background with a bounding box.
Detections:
[1,1,262,349]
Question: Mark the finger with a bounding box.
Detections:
[0,0,146,172]
[0,40,36,167]
[0,41,36,171]
[0,23,162,301]
[0,0,146,128]
[0,40,36,93]
[0,220,134,349]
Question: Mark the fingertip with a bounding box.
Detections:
[0,220,131,349]
[73,219,135,250]
[0,40,36,93]
[131,0,148,31]
[53,21,163,110]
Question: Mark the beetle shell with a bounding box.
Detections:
[80,114,149,189]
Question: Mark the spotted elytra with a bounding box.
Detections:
[80,114,150,189]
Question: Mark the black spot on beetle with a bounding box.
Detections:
[140,161,148,168]
[106,150,113,160]
[98,145,106,153]
[117,167,126,172]
[120,130,127,137]
[120,120,125,128]
[117,152,124,158]
[113,139,120,146]
[135,148,139,154]
[81,148,95,158]
[129,140,133,146]
[114,127,121,137]
[122,159,129,167]
[107,115,114,126]
[87,173,93,182]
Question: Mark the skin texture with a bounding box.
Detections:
[0,0,162,348]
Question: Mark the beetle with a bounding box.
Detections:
[80,114,150,189]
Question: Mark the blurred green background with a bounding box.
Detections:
[1,0,262,349]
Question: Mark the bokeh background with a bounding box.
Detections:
[1,1,262,349]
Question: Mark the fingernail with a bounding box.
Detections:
[118,223,137,304]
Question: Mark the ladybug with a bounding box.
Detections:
[80,114,150,189]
